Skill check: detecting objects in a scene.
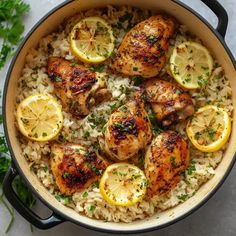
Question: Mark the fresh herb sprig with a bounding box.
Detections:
[0,0,30,69]
[0,119,36,233]
[1,99,35,233]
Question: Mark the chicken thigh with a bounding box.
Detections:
[144,79,195,126]
[145,131,190,197]
[47,57,109,117]
[112,15,177,78]
[51,143,108,195]
[102,95,152,161]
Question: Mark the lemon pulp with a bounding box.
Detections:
[70,16,115,63]
[186,105,231,152]
[99,163,147,206]
[170,41,213,89]
[17,94,64,142]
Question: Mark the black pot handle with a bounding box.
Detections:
[3,166,65,229]
[200,0,228,38]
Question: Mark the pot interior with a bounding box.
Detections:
[4,0,236,232]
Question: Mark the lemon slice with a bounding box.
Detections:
[186,105,231,152]
[99,163,147,206]
[170,41,213,89]
[70,16,115,63]
[17,94,63,142]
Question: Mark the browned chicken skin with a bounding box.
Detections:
[51,144,108,195]
[102,94,152,161]
[144,79,195,126]
[145,131,190,197]
[112,15,177,78]
[47,57,109,117]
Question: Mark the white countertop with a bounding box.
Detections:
[0,0,235,235]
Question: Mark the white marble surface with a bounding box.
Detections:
[0,0,235,235]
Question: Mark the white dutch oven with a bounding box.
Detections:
[2,0,236,234]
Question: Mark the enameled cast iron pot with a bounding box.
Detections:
[2,0,236,234]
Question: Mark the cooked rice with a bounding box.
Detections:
[15,6,233,223]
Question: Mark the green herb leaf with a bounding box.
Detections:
[147,106,163,135]
[131,76,143,86]
[170,156,177,168]
[186,163,196,175]
[177,194,188,202]
[0,156,11,185]
[13,176,36,209]
[89,205,96,212]
[82,191,88,198]
[0,0,30,69]
[55,194,72,204]
[89,64,105,73]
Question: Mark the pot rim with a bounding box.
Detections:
[2,0,236,234]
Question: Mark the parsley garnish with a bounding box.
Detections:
[89,205,96,213]
[0,0,30,69]
[55,194,72,204]
[147,106,163,136]
[89,64,105,73]
[131,76,143,86]
[1,86,35,233]
[177,194,188,202]
[186,163,196,175]
[170,156,177,168]
[82,191,88,198]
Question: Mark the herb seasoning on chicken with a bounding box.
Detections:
[145,131,190,196]
[101,95,152,161]
[47,57,110,117]
[112,15,177,78]
[144,79,195,126]
[51,144,108,195]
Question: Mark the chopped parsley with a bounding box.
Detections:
[89,205,96,213]
[146,35,160,44]
[55,194,72,204]
[131,76,143,86]
[208,128,216,141]
[87,114,107,132]
[186,163,196,175]
[170,156,177,168]
[177,194,188,202]
[108,103,118,112]
[175,89,182,95]
[82,191,88,198]
[197,75,208,87]
[82,130,90,140]
[54,76,62,82]
[70,60,78,67]
[89,64,105,73]
[41,166,48,172]
[91,181,99,188]
[132,174,142,180]
[62,171,70,179]
[147,106,163,136]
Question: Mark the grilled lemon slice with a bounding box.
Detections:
[186,105,231,152]
[70,16,115,63]
[17,94,63,142]
[170,41,213,89]
[99,163,147,206]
